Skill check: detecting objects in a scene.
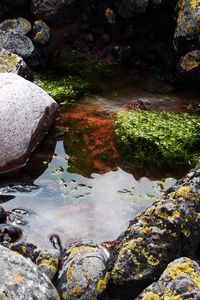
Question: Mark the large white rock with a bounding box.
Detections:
[0,73,58,175]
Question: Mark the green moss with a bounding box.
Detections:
[34,74,91,105]
[115,111,200,170]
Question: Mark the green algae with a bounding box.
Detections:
[115,110,200,170]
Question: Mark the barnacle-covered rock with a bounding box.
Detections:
[0,245,59,299]
[0,17,31,35]
[32,20,50,45]
[0,31,34,59]
[36,249,61,281]
[136,257,200,299]
[178,49,200,80]
[56,240,109,300]
[31,0,77,22]
[174,0,200,51]
[0,47,32,80]
[107,167,200,298]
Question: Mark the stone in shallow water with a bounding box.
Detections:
[0,47,32,80]
[56,240,109,300]
[0,73,58,176]
[0,245,59,299]
[136,257,200,299]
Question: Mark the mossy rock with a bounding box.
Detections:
[115,110,200,170]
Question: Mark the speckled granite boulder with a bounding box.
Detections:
[56,240,109,300]
[0,18,31,35]
[31,0,76,22]
[136,257,200,299]
[178,49,200,81]
[0,31,34,59]
[107,167,200,298]
[0,47,32,80]
[32,20,50,45]
[174,0,200,51]
[0,245,59,299]
[0,73,58,175]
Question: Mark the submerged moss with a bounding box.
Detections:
[115,110,200,170]
[34,74,91,105]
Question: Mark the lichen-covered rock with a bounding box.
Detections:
[136,257,200,299]
[9,242,38,261]
[0,31,34,59]
[0,245,59,299]
[56,240,109,300]
[178,49,200,81]
[0,73,58,175]
[107,167,200,298]
[36,249,61,280]
[32,20,50,45]
[174,0,200,51]
[31,0,76,22]
[0,17,31,35]
[0,47,32,80]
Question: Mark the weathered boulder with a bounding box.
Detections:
[32,20,51,45]
[0,245,59,299]
[107,166,200,298]
[174,0,200,52]
[0,31,34,59]
[0,73,58,175]
[31,0,76,22]
[136,257,200,299]
[56,240,109,300]
[178,49,200,81]
[0,47,32,80]
[0,17,32,35]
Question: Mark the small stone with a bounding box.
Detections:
[32,20,51,45]
[36,249,61,280]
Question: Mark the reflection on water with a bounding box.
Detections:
[1,141,176,248]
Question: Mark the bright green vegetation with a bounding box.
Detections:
[115,110,200,170]
[35,74,90,104]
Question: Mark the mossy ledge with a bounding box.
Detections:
[107,166,200,299]
[115,110,200,170]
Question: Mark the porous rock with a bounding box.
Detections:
[0,47,32,80]
[56,240,109,300]
[0,245,59,299]
[136,257,200,299]
[0,73,58,175]
[107,167,200,297]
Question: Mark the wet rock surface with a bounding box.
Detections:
[0,73,58,175]
[107,167,200,298]
[56,240,109,300]
[136,257,200,299]
[0,245,59,299]
[0,47,32,79]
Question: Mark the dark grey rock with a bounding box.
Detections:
[56,240,109,300]
[0,47,32,80]
[136,257,200,299]
[0,245,59,299]
[32,20,51,45]
[0,31,34,59]
[0,17,32,35]
[0,73,58,176]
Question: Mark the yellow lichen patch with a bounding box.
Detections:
[190,0,200,9]
[67,246,96,260]
[96,272,110,294]
[180,56,199,71]
[34,31,42,43]
[21,245,27,254]
[142,291,161,300]
[168,258,200,289]
[141,227,151,234]
[175,186,192,199]
[12,274,25,283]
[38,258,58,274]
[71,284,86,297]
[66,267,75,281]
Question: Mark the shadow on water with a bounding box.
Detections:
[0,65,199,248]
